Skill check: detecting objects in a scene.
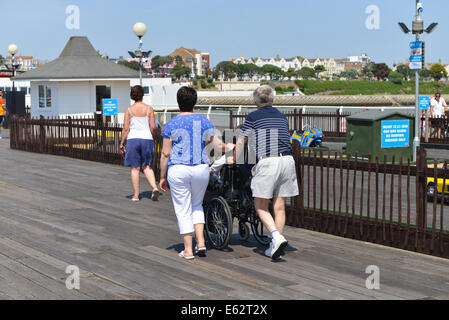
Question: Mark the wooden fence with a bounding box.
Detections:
[229,109,350,137]
[287,144,449,259]
[420,115,449,144]
[231,109,449,145]
[9,116,162,180]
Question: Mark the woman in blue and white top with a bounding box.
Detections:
[160,87,231,260]
[120,86,159,202]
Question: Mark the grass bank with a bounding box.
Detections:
[292,80,449,96]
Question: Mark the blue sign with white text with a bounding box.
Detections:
[102,99,118,116]
[419,96,430,110]
[410,41,423,70]
[381,120,410,149]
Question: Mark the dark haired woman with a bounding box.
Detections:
[160,87,232,259]
[121,85,159,201]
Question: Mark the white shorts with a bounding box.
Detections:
[168,164,210,235]
[251,155,299,199]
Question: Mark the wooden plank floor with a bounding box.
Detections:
[1,136,449,300]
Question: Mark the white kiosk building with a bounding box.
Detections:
[14,37,180,120]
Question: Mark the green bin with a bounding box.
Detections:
[346,110,415,162]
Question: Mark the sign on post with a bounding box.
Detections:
[409,41,423,70]
[102,99,118,116]
[381,120,410,149]
[419,96,430,110]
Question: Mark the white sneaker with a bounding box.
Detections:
[265,236,288,260]
[264,242,274,258]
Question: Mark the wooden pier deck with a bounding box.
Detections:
[0,134,449,300]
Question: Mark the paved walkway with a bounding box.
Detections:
[0,135,449,300]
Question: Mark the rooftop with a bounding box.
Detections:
[13,36,140,81]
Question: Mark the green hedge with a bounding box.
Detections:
[294,80,449,95]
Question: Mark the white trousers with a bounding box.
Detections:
[168,164,210,235]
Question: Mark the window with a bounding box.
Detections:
[144,86,149,95]
[38,85,52,108]
[46,86,52,107]
[20,87,27,94]
[39,85,45,108]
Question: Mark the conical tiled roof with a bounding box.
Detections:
[14,37,140,80]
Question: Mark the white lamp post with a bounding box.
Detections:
[8,44,19,91]
[132,22,148,86]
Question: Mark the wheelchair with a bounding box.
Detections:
[203,164,272,250]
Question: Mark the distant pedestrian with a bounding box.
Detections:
[0,90,6,140]
[159,86,229,260]
[235,85,299,260]
[120,85,159,202]
[430,91,447,139]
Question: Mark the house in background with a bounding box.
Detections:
[13,36,180,119]
[5,56,47,72]
[169,47,210,78]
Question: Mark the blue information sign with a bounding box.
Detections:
[409,41,423,70]
[419,96,430,110]
[381,120,410,149]
[102,99,118,116]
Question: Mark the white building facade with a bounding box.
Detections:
[234,56,302,72]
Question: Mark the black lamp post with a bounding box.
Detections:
[8,44,19,92]
[129,23,152,85]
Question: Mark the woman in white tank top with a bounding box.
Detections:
[120,86,159,202]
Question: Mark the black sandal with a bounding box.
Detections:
[151,190,160,201]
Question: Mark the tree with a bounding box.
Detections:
[362,62,375,75]
[171,63,191,80]
[340,69,359,80]
[151,55,174,77]
[396,65,412,80]
[0,55,5,66]
[419,68,430,79]
[298,67,316,79]
[429,63,448,81]
[314,65,325,77]
[260,64,284,80]
[245,63,260,79]
[388,71,404,84]
[373,63,390,80]
[215,61,239,80]
[284,68,298,80]
[236,64,249,80]
[118,60,140,71]
[211,69,220,80]
[174,55,183,65]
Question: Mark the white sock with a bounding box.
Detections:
[271,230,282,241]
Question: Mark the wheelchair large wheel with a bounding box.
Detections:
[250,211,271,247]
[204,196,233,250]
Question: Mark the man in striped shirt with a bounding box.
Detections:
[235,85,299,260]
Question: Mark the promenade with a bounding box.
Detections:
[0,132,449,300]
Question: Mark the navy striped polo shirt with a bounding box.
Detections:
[240,106,292,159]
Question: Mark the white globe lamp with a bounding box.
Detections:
[8,44,19,56]
[133,23,147,38]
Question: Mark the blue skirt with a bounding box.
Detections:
[125,139,154,168]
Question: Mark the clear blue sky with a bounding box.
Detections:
[0,0,447,67]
